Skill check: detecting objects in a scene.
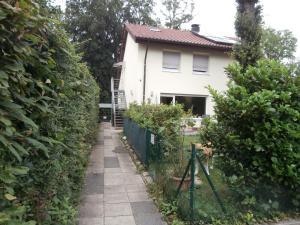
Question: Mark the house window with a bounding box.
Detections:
[162,51,180,72]
[160,94,206,117]
[160,96,174,105]
[193,55,209,73]
[175,96,206,116]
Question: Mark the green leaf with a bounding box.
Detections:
[271,157,278,163]
[0,70,8,79]
[272,201,279,209]
[0,135,9,146]
[0,100,22,110]
[11,166,29,175]
[26,137,49,157]
[0,117,12,126]
[12,141,28,155]
[9,111,38,130]
[8,145,22,162]
[4,193,16,201]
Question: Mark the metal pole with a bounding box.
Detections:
[176,158,192,197]
[190,144,196,224]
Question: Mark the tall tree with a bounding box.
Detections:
[234,0,263,70]
[262,27,297,62]
[65,0,157,102]
[161,0,194,29]
[123,0,158,26]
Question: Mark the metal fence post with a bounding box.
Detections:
[190,144,196,224]
[145,129,150,167]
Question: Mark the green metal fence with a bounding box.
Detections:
[123,118,162,167]
[124,119,230,224]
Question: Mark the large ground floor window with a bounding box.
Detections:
[160,94,206,116]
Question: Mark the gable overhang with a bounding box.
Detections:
[134,37,233,52]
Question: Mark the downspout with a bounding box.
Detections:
[142,42,149,104]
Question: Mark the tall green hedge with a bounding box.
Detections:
[0,1,99,224]
[200,60,300,212]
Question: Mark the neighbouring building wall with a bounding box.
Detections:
[140,43,233,115]
[119,34,144,105]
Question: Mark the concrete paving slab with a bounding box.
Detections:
[83,173,104,195]
[104,168,122,174]
[104,173,124,186]
[130,201,158,215]
[79,204,104,218]
[105,216,136,225]
[79,217,104,225]
[104,157,120,168]
[81,194,103,204]
[104,202,133,217]
[104,192,129,203]
[128,192,151,202]
[126,184,147,193]
[104,185,126,194]
[133,213,166,225]
[104,136,112,139]
[123,175,144,185]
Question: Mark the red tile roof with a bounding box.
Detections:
[125,23,233,50]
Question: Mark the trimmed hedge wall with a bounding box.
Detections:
[0,1,99,224]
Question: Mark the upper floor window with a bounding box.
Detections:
[193,55,209,74]
[162,51,180,72]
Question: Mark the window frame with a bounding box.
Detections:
[162,51,181,73]
[192,54,210,75]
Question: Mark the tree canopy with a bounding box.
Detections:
[65,0,157,102]
[161,0,194,29]
[262,27,297,62]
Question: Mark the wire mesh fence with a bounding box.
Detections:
[123,118,299,224]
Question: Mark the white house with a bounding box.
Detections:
[114,23,234,121]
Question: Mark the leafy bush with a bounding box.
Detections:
[200,60,300,211]
[124,103,185,151]
[0,1,99,224]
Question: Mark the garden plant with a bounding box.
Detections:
[200,60,300,223]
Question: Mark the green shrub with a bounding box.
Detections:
[200,60,300,212]
[125,103,184,130]
[0,1,99,224]
[125,103,185,150]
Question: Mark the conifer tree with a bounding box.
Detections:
[234,0,263,70]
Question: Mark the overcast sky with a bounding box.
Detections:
[53,0,300,57]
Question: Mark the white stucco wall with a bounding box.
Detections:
[119,34,144,105]
[121,34,234,115]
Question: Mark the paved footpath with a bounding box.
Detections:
[78,122,166,225]
[267,221,300,225]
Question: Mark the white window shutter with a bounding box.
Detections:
[163,52,180,70]
[193,55,209,73]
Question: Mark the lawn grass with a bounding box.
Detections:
[176,164,239,224]
[182,135,199,149]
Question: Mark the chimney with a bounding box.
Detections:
[191,24,200,33]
